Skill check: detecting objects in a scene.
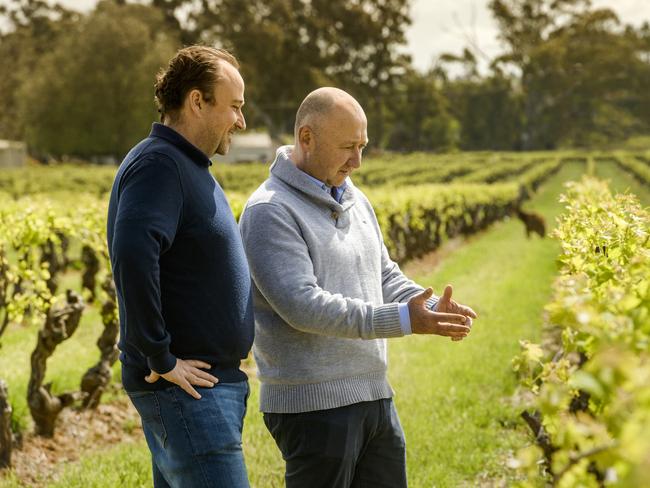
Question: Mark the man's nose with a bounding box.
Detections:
[349,148,362,169]
[236,110,246,131]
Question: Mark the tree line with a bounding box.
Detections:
[0,0,649,160]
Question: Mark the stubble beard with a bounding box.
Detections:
[214,131,232,156]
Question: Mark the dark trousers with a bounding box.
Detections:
[263,398,407,488]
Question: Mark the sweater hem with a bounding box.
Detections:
[259,371,393,413]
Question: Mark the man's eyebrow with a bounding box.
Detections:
[232,99,245,105]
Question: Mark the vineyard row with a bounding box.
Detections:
[512,177,650,487]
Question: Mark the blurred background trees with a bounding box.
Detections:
[0,0,649,159]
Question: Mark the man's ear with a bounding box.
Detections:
[187,89,203,116]
[298,125,314,151]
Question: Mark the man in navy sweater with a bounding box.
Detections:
[107,46,253,487]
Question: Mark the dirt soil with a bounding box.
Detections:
[2,392,143,487]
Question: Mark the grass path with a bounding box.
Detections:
[3,161,649,487]
[388,162,587,486]
[593,158,650,206]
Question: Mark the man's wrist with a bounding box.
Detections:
[398,302,412,335]
[146,350,177,375]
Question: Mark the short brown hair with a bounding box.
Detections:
[154,46,239,122]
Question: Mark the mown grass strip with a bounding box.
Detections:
[387,162,587,486]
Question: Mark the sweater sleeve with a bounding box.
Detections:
[239,202,404,339]
[380,243,439,311]
[110,155,182,374]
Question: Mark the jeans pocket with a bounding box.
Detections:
[128,391,168,448]
[171,384,246,456]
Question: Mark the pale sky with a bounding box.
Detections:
[32,0,650,72]
[405,0,650,72]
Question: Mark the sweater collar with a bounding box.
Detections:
[270,145,356,211]
[149,123,212,167]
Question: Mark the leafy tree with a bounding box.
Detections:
[315,0,412,148]
[188,0,411,145]
[443,74,524,151]
[489,0,650,148]
[0,0,77,140]
[386,69,459,152]
[19,1,177,159]
[522,9,647,147]
[435,49,524,150]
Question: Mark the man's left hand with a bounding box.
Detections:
[434,284,478,341]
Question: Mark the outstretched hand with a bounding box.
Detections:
[434,285,478,341]
[145,359,219,400]
[408,287,471,340]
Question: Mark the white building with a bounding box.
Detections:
[216,132,277,164]
[0,140,26,167]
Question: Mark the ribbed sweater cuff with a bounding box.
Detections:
[372,303,403,338]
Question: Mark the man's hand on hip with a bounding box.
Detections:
[145,359,219,399]
[408,287,473,340]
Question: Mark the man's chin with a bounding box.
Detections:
[334,175,348,186]
[214,143,230,156]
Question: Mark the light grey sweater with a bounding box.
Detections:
[239,146,437,413]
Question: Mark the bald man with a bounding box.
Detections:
[239,87,477,487]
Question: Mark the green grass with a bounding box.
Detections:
[4,160,650,487]
[48,440,152,488]
[0,440,152,488]
[0,270,119,433]
[593,158,650,206]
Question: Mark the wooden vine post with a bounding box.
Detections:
[0,246,13,468]
[81,245,100,303]
[81,276,119,409]
[27,290,85,437]
[0,380,11,469]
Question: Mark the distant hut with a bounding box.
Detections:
[217,132,277,164]
[0,140,26,168]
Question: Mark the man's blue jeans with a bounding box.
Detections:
[128,381,250,488]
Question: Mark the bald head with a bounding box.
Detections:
[294,87,365,138]
[291,87,368,187]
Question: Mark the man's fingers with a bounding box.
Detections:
[192,369,219,384]
[436,323,471,337]
[189,375,216,388]
[145,372,160,383]
[459,305,478,319]
[441,284,453,303]
[185,360,212,370]
[411,287,434,305]
[433,311,468,325]
[448,299,478,320]
[180,380,202,400]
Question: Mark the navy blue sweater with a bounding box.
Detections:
[107,123,254,392]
